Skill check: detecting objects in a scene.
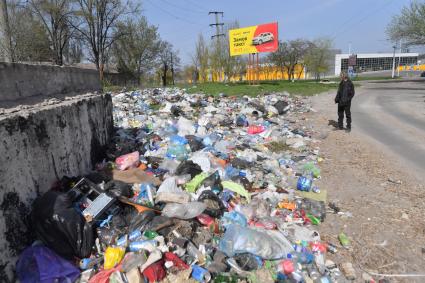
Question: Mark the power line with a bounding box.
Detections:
[145,0,200,26]
[159,0,205,15]
[183,0,209,13]
[330,0,397,40]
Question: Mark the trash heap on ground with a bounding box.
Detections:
[17,88,355,283]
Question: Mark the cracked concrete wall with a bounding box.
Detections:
[0,64,113,281]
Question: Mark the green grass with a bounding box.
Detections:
[179,80,338,97]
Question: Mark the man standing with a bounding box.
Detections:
[335,72,355,132]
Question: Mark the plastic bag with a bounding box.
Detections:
[274,100,290,115]
[142,260,166,283]
[247,125,265,134]
[16,245,80,283]
[170,135,188,145]
[297,176,312,191]
[30,191,94,260]
[161,202,206,219]
[221,181,251,202]
[104,247,126,270]
[201,171,223,193]
[175,160,203,178]
[177,117,196,136]
[115,151,140,170]
[302,162,321,178]
[166,144,189,161]
[189,152,211,172]
[198,190,226,218]
[219,225,293,259]
[221,211,247,227]
[185,172,208,193]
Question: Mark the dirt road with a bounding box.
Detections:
[303,81,425,282]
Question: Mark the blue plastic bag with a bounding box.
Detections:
[16,245,80,283]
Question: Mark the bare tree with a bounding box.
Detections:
[0,0,13,61]
[29,0,73,65]
[72,0,137,80]
[387,1,425,46]
[158,41,180,86]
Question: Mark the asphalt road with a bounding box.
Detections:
[352,79,425,179]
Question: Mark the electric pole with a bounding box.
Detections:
[391,44,396,79]
[171,52,175,86]
[0,0,13,62]
[397,40,402,77]
[209,11,224,81]
[208,11,224,41]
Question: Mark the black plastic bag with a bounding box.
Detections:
[201,171,223,192]
[175,160,202,178]
[104,180,133,198]
[198,190,226,218]
[185,135,205,152]
[30,191,94,260]
[274,100,290,115]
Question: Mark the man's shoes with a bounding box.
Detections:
[345,127,351,133]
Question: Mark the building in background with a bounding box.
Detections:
[334,53,419,76]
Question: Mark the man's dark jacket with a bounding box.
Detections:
[335,79,355,106]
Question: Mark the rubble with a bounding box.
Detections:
[17,88,364,282]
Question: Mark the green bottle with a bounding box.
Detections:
[307,213,321,225]
[338,232,351,248]
[143,230,158,239]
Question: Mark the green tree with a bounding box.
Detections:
[304,38,333,81]
[387,1,425,46]
[7,0,52,62]
[113,17,161,85]
[193,33,209,82]
[268,39,312,80]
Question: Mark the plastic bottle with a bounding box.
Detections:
[338,232,351,249]
[186,241,205,264]
[121,252,147,273]
[306,264,321,281]
[128,240,157,252]
[314,252,326,274]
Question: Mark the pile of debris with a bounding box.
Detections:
[17,88,357,282]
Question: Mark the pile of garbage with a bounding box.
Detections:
[17,88,356,282]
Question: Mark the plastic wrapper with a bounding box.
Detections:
[161,202,206,219]
[104,247,126,270]
[221,211,247,227]
[115,151,140,170]
[219,225,294,259]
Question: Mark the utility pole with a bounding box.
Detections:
[171,52,175,86]
[0,0,13,62]
[208,11,224,41]
[391,44,396,79]
[397,40,402,77]
[209,11,224,82]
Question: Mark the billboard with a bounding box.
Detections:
[229,22,278,56]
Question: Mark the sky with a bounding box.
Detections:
[142,0,424,65]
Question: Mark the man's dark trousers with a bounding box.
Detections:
[338,102,351,129]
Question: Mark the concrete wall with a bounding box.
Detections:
[0,63,112,281]
[0,63,101,101]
